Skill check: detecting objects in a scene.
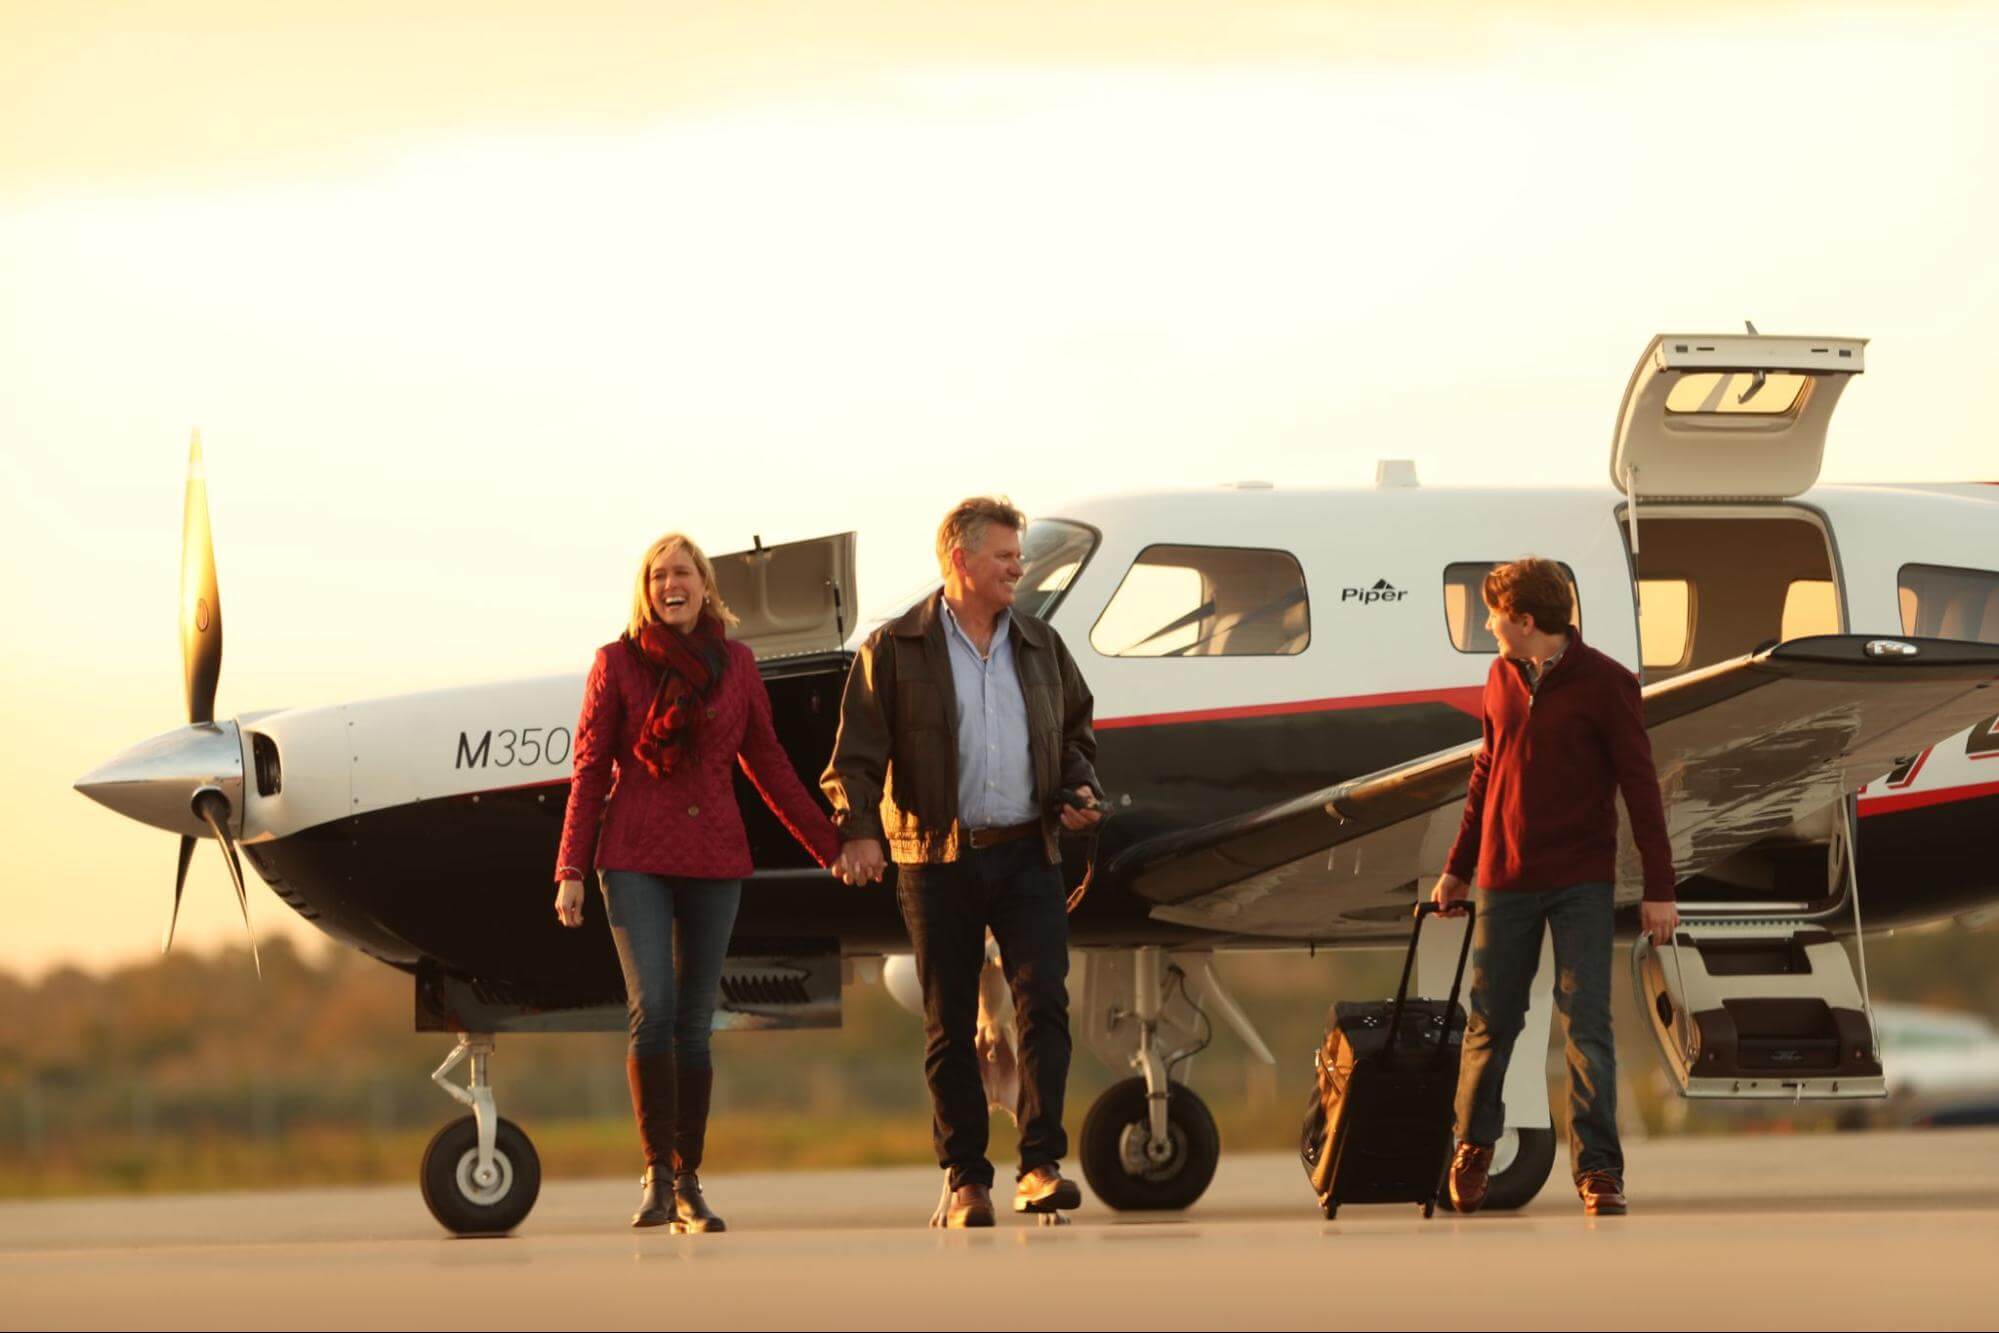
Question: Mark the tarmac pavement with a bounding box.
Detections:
[3,1128,1995,1329]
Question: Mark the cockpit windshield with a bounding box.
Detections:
[1012,519,1099,620]
[861,518,1100,628]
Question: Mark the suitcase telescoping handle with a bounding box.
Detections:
[1384,900,1477,1069]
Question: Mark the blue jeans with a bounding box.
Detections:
[1453,882,1623,1182]
[600,871,742,1065]
[897,840,1072,1190]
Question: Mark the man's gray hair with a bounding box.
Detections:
[935,496,1027,575]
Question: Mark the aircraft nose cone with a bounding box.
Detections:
[74,721,245,838]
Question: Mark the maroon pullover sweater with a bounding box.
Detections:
[1445,627,1676,902]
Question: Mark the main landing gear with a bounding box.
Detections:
[420,1034,542,1235]
[1076,948,1273,1212]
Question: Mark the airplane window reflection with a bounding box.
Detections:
[1664,371,1808,417]
[1012,519,1100,621]
[1782,579,1841,640]
[1443,561,1583,655]
[1899,563,1999,644]
[1091,545,1310,658]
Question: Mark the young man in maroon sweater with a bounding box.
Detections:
[1431,558,1678,1217]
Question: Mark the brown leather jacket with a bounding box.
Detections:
[821,591,1101,865]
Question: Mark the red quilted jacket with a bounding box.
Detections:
[555,637,842,881]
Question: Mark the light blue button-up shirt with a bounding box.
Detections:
[940,602,1039,828]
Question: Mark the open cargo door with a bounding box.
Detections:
[1611,332,1866,503]
[709,532,856,661]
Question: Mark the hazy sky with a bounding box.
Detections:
[5,1,1996,976]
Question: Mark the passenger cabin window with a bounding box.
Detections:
[1091,545,1310,657]
[1663,372,1810,417]
[1443,562,1581,654]
[1899,564,1999,644]
[1638,580,1692,669]
[1781,579,1841,641]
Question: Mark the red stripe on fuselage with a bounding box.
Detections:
[1096,686,1485,731]
[1859,778,1999,818]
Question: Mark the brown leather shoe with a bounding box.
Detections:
[944,1183,995,1228]
[1013,1165,1083,1214]
[1448,1141,1494,1214]
[1578,1171,1627,1216]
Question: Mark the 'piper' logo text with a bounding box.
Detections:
[1342,579,1409,605]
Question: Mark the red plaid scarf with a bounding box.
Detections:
[624,615,730,778]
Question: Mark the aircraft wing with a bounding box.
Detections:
[1113,636,1999,939]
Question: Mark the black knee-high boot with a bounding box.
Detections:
[672,1065,725,1232]
[627,1053,677,1227]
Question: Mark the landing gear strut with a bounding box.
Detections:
[420,1033,541,1235]
[1077,948,1262,1211]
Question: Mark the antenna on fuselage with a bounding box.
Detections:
[1374,459,1419,489]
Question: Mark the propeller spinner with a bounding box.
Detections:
[75,432,261,975]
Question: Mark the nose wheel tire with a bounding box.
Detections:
[420,1115,541,1235]
[1079,1077,1221,1212]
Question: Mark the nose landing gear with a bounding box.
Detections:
[1076,948,1257,1212]
[420,1033,541,1235]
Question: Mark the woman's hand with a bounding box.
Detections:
[833,839,886,886]
[554,878,587,928]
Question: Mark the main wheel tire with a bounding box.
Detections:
[420,1115,542,1235]
[1479,1126,1557,1211]
[1079,1077,1220,1212]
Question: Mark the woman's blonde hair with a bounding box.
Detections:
[627,532,740,636]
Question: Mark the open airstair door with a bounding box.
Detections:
[1632,801,1886,1101]
[1611,332,1866,502]
[709,532,857,661]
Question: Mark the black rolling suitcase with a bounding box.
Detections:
[1300,900,1475,1219]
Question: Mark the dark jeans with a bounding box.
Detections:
[897,839,1071,1190]
[600,871,742,1065]
[1454,882,1623,1182]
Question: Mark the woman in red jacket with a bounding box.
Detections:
[554,532,842,1231]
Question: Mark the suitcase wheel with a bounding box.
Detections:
[1422,1198,1436,1219]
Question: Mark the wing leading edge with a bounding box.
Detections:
[1110,636,1999,941]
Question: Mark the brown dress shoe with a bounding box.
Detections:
[1013,1165,1083,1214]
[1448,1141,1494,1214]
[1578,1171,1627,1216]
[944,1183,996,1228]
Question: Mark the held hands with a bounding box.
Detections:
[554,878,586,928]
[833,838,886,887]
[1429,873,1470,916]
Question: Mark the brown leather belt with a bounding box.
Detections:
[966,819,1040,850]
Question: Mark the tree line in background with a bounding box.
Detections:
[1,918,1993,1197]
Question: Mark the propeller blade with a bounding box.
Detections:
[165,835,196,954]
[194,791,260,978]
[180,430,222,726]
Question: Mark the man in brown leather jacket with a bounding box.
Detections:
[823,496,1104,1227]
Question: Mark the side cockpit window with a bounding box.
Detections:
[1443,561,1582,653]
[1012,519,1100,621]
[1091,545,1310,657]
[1900,564,1999,644]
